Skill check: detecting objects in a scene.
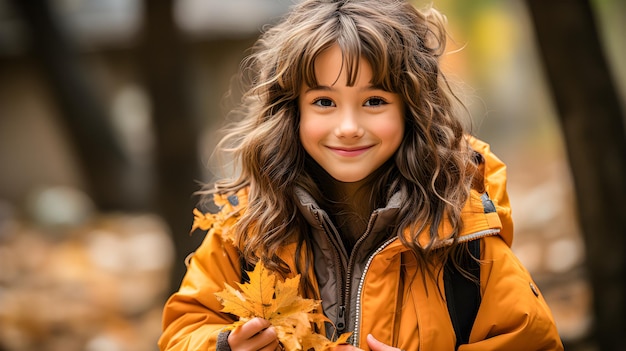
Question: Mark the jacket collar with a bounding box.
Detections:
[293,186,403,261]
[294,184,505,253]
[293,186,403,230]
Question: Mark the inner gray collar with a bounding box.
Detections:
[294,186,403,220]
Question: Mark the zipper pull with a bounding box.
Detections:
[336,305,346,333]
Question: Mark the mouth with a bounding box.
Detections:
[327,145,373,157]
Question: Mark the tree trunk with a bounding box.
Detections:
[138,0,204,294]
[525,0,626,349]
[11,0,137,211]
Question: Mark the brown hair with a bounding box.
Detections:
[208,0,476,285]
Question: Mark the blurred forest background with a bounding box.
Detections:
[0,0,624,350]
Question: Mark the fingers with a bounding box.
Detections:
[332,345,361,351]
[258,336,279,351]
[259,337,280,351]
[236,317,272,339]
[366,334,401,351]
[228,318,279,351]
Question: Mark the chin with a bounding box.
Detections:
[330,173,368,183]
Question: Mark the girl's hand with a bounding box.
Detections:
[333,334,401,351]
[366,334,402,351]
[227,317,280,351]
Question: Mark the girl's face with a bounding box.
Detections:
[298,44,404,183]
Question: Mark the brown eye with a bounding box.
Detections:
[313,98,335,107]
[364,97,387,106]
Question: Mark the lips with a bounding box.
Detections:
[327,145,373,157]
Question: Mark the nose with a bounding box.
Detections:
[335,108,364,138]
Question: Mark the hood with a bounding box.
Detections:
[410,137,514,248]
[467,136,514,246]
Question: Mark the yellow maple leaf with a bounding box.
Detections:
[215,262,352,351]
[190,208,215,233]
[213,283,258,320]
[239,262,277,318]
[190,206,241,242]
[322,332,353,350]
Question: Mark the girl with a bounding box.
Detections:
[159,0,563,350]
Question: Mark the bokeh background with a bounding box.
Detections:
[0,0,624,350]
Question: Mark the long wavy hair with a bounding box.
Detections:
[208,0,477,287]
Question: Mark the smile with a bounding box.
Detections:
[327,145,373,157]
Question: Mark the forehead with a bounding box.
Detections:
[310,44,373,87]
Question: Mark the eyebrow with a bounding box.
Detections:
[304,84,388,94]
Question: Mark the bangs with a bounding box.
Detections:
[298,10,395,92]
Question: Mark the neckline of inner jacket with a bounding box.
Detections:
[315,207,391,339]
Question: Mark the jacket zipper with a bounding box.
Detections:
[316,210,382,338]
[341,211,380,337]
[351,236,396,345]
[314,211,348,335]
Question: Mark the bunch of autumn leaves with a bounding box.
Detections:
[192,199,351,351]
[215,262,351,351]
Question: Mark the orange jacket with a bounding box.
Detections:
[159,138,563,351]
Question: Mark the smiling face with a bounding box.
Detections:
[298,44,405,183]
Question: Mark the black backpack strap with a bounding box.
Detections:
[444,239,482,349]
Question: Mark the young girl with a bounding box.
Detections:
[159,0,563,350]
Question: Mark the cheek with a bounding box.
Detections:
[376,116,405,149]
[299,115,326,148]
[378,123,404,139]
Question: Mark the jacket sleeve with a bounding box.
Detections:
[158,228,242,351]
[460,235,564,351]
